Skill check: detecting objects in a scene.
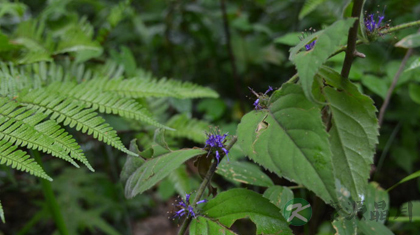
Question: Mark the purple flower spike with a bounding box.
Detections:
[250,86,274,110]
[171,194,207,220]
[204,128,229,165]
[364,7,386,33]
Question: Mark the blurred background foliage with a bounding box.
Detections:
[0,0,419,234]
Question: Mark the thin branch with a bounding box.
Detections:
[378,46,415,126]
[341,0,364,78]
[177,136,238,235]
[220,0,245,112]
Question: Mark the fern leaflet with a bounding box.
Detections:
[166,114,210,143]
[0,139,52,181]
[18,89,137,156]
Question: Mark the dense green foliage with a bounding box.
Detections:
[1,0,420,234]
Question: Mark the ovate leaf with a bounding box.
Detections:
[319,66,379,201]
[289,18,356,102]
[409,83,420,104]
[124,148,206,198]
[361,182,389,224]
[190,217,238,235]
[237,83,336,203]
[201,188,292,234]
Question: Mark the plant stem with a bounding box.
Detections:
[32,150,69,235]
[177,136,238,235]
[378,44,415,126]
[341,0,364,78]
[382,20,420,35]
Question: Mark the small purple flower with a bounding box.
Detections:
[305,40,316,51]
[250,86,273,110]
[204,129,229,164]
[171,194,207,220]
[364,8,386,33]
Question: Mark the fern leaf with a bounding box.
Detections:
[0,139,52,181]
[0,97,83,167]
[46,81,171,130]
[166,114,209,143]
[35,120,94,172]
[18,89,136,156]
[103,77,219,99]
[0,116,79,167]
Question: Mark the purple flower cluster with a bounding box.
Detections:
[204,130,229,164]
[365,9,386,33]
[252,86,273,110]
[305,40,316,51]
[171,194,207,219]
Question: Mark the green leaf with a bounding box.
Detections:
[319,66,379,201]
[263,186,294,213]
[274,32,302,46]
[216,161,274,187]
[166,114,209,143]
[357,220,394,235]
[124,148,206,198]
[167,165,197,197]
[361,182,389,223]
[409,83,420,104]
[201,188,292,234]
[190,217,238,235]
[387,169,420,192]
[289,18,356,102]
[361,75,388,99]
[395,33,420,48]
[332,216,357,235]
[237,83,336,203]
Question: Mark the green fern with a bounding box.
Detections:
[46,81,171,130]
[103,77,219,99]
[17,89,136,156]
[0,139,52,181]
[166,114,210,143]
[299,0,327,20]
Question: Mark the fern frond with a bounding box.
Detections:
[0,139,52,181]
[46,81,171,129]
[0,116,79,167]
[18,89,136,156]
[103,77,219,99]
[35,120,94,172]
[166,114,209,143]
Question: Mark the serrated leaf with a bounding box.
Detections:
[289,18,356,102]
[124,148,206,198]
[263,186,294,213]
[319,66,379,201]
[357,220,394,235]
[216,161,273,187]
[237,83,336,203]
[190,217,238,235]
[395,33,420,48]
[201,188,292,234]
